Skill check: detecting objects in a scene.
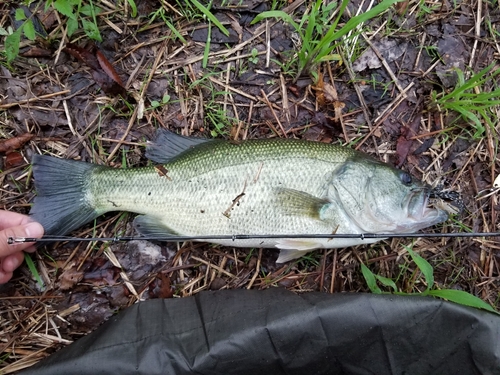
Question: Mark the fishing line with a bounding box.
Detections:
[8,232,500,244]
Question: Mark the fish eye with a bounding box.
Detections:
[400,172,413,186]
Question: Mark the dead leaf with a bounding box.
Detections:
[322,82,337,102]
[64,43,100,71]
[227,13,243,43]
[313,73,326,106]
[288,85,300,97]
[96,49,124,87]
[158,273,173,299]
[58,267,84,290]
[64,43,126,96]
[0,133,34,153]
[20,47,53,58]
[394,0,409,15]
[5,152,24,168]
[353,39,407,72]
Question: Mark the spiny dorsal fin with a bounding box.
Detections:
[275,188,330,220]
[145,129,213,164]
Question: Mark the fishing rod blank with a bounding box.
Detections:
[8,232,500,244]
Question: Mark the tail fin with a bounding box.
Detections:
[30,155,100,236]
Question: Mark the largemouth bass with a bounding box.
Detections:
[30,130,448,262]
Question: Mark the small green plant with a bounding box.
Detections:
[205,97,236,137]
[3,8,38,64]
[249,48,259,64]
[142,6,187,43]
[3,0,119,64]
[150,93,171,109]
[361,245,497,314]
[175,0,229,37]
[429,63,500,140]
[46,0,103,41]
[251,0,403,81]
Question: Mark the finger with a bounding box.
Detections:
[0,270,13,284]
[24,246,37,253]
[0,211,32,230]
[1,252,24,273]
[0,222,44,257]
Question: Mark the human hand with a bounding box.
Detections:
[0,211,44,284]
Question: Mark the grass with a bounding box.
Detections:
[2,0,140,64]
[251,0,404,81]
[361,244,498,314]
[429,63,500,140]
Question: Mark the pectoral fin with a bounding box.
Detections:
[134,215,177,237]
[275,188,330,220]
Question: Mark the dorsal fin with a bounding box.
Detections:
[145,129,212,163]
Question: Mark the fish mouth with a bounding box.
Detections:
[404,187,449,229]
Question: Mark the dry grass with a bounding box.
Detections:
[1,0,500,372]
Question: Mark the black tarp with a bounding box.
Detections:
[20,288,500,375]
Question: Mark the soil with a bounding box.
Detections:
[1,0,499,372]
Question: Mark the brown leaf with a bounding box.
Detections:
[0,133,34,153]
[64,43,126,96]
[5,152,25,168]
[157,273,174,299]
[90,70,127,96]
[20,47,53,58]
[59,267,84,290]
[288,85,301,97]
[96,49,124,86]
[394,0,409,15]
[63,43,100,71]
[313,73,326,107]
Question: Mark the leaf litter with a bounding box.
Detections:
[1,0,500,372]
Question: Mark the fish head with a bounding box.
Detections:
[329,156,449,233]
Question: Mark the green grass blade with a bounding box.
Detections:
[441,64,496,100]
[251,10,300,31]
[428,289,498,314]
[202,21,211,68]
[24,253,43,288]
[404,245,434,294]
[189,0,229,37]
[361,263,382,294]
[127,0,137,17]
[166,19,187,43]
[314,0,401,58]
[374,274,398,292]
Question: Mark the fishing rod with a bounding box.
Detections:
[8,232,500,244]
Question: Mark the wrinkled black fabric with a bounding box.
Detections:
[20,289,500,375]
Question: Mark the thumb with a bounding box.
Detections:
[0,222,44,256]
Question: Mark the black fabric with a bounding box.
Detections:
[20,289,500,375]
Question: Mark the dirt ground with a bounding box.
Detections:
[1,0,499,372]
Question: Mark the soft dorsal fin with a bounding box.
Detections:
[145,129,212,163]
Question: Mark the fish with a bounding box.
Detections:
[30,129,449,263]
